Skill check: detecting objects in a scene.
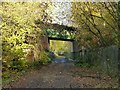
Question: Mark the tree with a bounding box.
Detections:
[1,2,49,71]
[72,2,119,48]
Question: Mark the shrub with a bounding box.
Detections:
[2,43,29,72]
[30,61,43,69]
[75,59,91,68]
[39,51,51,65]
[10,59,28,71]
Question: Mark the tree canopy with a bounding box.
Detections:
[72,2,119,48]
[1,2,119,72]
[1,2,50,71]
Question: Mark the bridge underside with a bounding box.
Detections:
[36,21,80,59]
[35,20,76,32]
[48,37,74,43]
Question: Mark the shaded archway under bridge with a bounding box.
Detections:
[48,37,74,60]
[35,20,80,60]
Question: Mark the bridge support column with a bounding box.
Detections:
[73,40,80,60]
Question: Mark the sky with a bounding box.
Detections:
[47,2,73,26]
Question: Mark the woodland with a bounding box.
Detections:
[1,2,120,87]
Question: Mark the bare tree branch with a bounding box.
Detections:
[102,2,117,22]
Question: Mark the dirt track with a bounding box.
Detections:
[3,60,118,88]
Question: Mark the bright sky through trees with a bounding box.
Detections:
[47,2,73,26]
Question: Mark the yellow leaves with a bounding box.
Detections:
[84,7,89,12]
[47,3,54,12]
[72,2,118,47]
[91,11,101,17]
